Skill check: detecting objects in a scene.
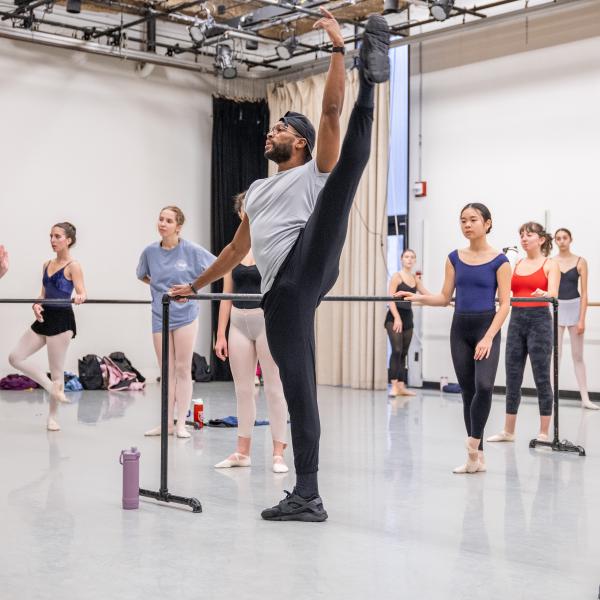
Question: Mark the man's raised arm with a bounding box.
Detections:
[313,8,345,174]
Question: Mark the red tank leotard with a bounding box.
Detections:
[511,259,549,308]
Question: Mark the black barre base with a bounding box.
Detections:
[529,438,586,456]
[139,488,202,512]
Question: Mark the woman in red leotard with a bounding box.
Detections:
[488,222,560,444]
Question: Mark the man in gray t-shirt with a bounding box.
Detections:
[173,10,390,522]
[245,158,328,293]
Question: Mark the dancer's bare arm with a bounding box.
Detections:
[170,214,251,297]
[68,262,87,304]
[0,245,8,278]
[578,257,588,334]
[397,259,456,307]
[313,7,345,174]
[475,262,511,360]
[215,272,233,360]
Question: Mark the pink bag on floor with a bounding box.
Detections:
[100,357,145,391]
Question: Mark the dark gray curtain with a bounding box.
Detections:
[210,96,269,380]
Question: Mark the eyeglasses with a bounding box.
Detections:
[267,123,304,139]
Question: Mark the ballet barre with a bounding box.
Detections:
[0,293,584,516]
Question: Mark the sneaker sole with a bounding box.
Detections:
[261,511,328,522]
[361,15,390,84]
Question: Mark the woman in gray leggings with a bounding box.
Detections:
[488,222,560,443]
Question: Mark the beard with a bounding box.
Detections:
[265,141,292,164]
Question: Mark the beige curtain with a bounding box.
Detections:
[267,70,389,390]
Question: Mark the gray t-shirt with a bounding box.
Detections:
[245,159,329,293]
[136,239,216,332]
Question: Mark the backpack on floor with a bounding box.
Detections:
[191,353,211,382]
[78,355,105,390]
[101,356,145,392]
[108,352,146,383]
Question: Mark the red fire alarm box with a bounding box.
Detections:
[414,181,427,197]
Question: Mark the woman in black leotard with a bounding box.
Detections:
[554,228,597,409]
[385,249,429,396]
[214,193,289,472]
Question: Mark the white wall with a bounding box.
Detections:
[0,38,215,380]
[408,34,600,392]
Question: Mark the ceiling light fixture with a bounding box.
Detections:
[382,0,400,15]
[275,32,298,60]
[215,44,237,79]
[188,13,214,47]
[430,0,454,22]
[239,14,259,50]
[66,0,81,13]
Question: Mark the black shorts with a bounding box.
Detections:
[31,308,77,338]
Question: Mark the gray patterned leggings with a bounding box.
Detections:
[505,307,553,416]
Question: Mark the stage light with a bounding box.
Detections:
[430,0,454,22]
[66,0,81,14]
[215,44,237,79]
[275,33,298,60]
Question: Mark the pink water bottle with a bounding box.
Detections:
[119,447,140,509]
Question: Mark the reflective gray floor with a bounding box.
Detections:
[1,383,599,600]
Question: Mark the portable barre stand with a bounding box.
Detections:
[142,293,411,513]
[512,297,586,457]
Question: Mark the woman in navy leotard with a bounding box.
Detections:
[9,222,86,431]
[397,204,511,474]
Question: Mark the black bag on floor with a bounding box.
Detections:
[78,354,105,390]
[109,352,145,383]
[191,353,211,382]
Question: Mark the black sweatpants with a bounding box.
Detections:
[385,323,413,383]
[450,311,501,451]
[262,104,374,495]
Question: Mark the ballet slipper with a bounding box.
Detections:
[144,425,174,436]
[477,452,487,472]
[51,380,68,404]
[272,455,289,474]
[395,382,416,397]
[582,400,600,410]
[47,417,60,432]
[486,430,515,443]
[397,388,416,397]
[175,426,191,439]
[214,452,251,469]
[453,440,480,474]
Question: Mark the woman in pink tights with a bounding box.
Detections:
[214,193,289,473]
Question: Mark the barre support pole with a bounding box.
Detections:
[528,298,585,457]
[139,295,202,512]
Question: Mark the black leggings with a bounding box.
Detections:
[385,323,413,383]
[450,311,501,450]
[262,103,374,497]
[505,308,553,416]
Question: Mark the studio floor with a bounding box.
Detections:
[0,382,598,600]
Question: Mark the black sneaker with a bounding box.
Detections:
[261,490,328,522]
[360,15,390,85]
